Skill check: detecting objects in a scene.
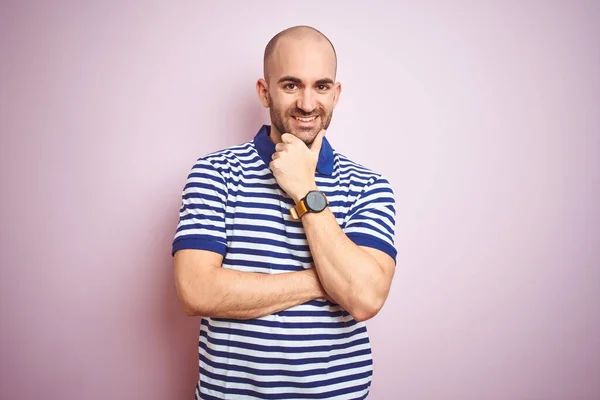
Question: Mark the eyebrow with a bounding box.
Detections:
[277,76,334,85]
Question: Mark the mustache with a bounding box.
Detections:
[288,108,324,118]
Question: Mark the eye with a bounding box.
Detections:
[284,83,298,90]
[317,84,330,91]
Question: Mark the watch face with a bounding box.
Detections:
[306,191,327,212]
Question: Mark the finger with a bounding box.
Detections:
[271,152,280,160]
[310,129,326,155]
[275,143,288,152]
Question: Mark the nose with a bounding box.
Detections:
[296,88,316,113]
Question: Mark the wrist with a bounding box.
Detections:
[291,184,318,203]
[301,268,323,298]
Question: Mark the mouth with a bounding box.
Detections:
[293,115,319,123]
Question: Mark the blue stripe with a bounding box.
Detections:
[302,299,335,307]
[187,172,225,184]
[228,235,310,252]
[172,237,226,256]
[184,181,226,197]
[346,220,394,242]
[226,201,284,212]
[199,351,372,377]
[176,223,225,234]
[228,186,362,200]
[233,178,364,198]
[227,223,313,239]
[201,368,372,389]
[225,212,301,227]
[199,380,371,399]
[226,247,313,263]
[319,179,360,188]
[199,340,371,366]
[227,171,274,180]
[212,316,358,330]
[364,207,396,226]
[211,162,267,173]
[235,180,280,190]
[182,191,225,204]
[223,258,301,272]
[347,233,397,262]
[277,309,350,318]
[205,146,255,160]
[357,195,395,205]
[182,192,224,204]
[178,213,224,225]
[224,199,351,211]
[227,189,285,201]
[181,202,223,214]
[206,152,257,164]
[337,165,375,175]
[333,171,374,183]
[200,330,368,354]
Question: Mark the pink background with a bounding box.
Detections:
[1,1,599,399]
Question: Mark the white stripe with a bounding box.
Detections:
[221,253,311,269]
[174,228,225,240]
[200,350,372,374]
[211,158,265,172]
[177,217,224,230]
[181,197,225,210]
[199,358,372,383]
[201,320,365,348]
[198,373,372,397]
[225,228,308,245]
[204,318,365,337]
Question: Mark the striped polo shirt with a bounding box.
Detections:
[172,124,397,400]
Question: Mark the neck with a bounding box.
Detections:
[268,124,283,144]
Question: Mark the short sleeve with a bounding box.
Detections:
[344,176,397,263]
[171,158,228,256]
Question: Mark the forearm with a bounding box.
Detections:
[180,267,325,320]
[301,209,389,321]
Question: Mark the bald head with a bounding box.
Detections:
[257,26,341,144]
[263,25,337,82]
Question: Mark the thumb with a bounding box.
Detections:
[310,129,326,155]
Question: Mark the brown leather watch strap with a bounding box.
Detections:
[289,199,309,220]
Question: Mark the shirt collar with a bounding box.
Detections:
[253,124,334,175]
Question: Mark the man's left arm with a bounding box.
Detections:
[301,203,396,322]
[270,130,397,322]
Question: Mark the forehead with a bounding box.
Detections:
[268,37,336,82]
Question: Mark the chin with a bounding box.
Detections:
[291,129,320,145]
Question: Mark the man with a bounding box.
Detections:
[172,25,397,400]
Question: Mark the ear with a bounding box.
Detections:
[256,78,270,108]
[332,82,342,108]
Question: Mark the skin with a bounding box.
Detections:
[256,30,340,147]
[174,26,395,322]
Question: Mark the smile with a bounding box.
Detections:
[294,116,318,122]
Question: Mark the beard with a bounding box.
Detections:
[268,101,333,145]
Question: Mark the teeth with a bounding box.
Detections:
[295,116,317,122]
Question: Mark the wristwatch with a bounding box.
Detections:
[289,190,329,220]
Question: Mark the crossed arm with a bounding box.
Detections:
[174,249,327,320]
[174,216,395,322]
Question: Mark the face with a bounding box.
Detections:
[258,37,341,145]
